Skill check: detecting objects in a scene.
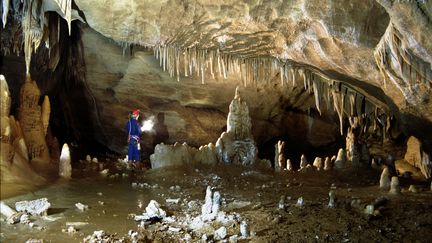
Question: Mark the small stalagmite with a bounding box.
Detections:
[286,159,293,171]
[211,191,221,218]
[346,117,361,167]
[313,157,323,170]
[324,157,332,170]
[274,141,285,172]
[240,221,249,237]
[380,167,391,189]
[328,190,336,208]
[299,154,308,169]
[59,143,72,179]
[201,186,212,216]
[389,176,401,195]
[334,149,346,169]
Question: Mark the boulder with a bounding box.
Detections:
[15,198,51,216]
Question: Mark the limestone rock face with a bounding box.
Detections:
[216,88,258,166]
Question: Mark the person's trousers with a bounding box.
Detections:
[128,142,140,161]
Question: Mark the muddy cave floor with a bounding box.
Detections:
[1,161,432,242]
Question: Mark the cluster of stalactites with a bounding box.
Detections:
[153,45,391,136]
[374,22,432,104]
[2,0,73,73]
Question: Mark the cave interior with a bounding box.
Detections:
[0,0,432,242]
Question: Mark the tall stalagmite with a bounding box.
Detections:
[18,76,50,173]
[216,87,258,165]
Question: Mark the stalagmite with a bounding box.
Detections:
[324,157,332,170]
[380,167,391,190]
[240,221,249,237]
[286,159,293,171]
[211,191,221,218]
[19,75,50,172]
[334,149,346,169]
[389,176,401,194]
[201,186,212,216]
[275,141,285,172]
[299,154,308,169]
[1,74,14,165]
[346,117,361,167]
[216,87,258,165]
[59,143,72,179]
[328,190,336,208]
[41,95,50,135]
[313,157,323,170]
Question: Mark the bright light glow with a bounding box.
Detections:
[141,119,154,132]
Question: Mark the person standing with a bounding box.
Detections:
[125,109,142,166]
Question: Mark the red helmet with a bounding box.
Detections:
[132,109,140,117]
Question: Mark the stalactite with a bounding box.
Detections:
[209,54,215,79]
[284,65,289,85]
[53,0,72,35]
[348,91,356,116]
[312,79,322,115]
[183,50,188,77]
[2,0,10,28]
[332,89,345,135]
[163,46,167,72]
[221,55,227,79]
[23,0,44,75]
[280,66,284,86]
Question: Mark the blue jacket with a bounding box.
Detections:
[125,118,142,140]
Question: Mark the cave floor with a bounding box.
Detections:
[1,162,431,242]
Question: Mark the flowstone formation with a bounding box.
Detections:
[150,87,263,168]
[215,87,258,166]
